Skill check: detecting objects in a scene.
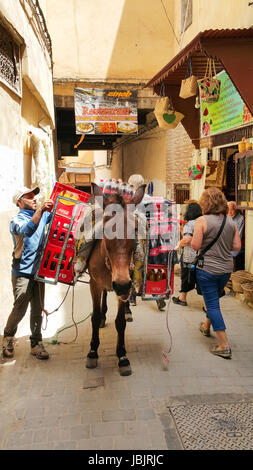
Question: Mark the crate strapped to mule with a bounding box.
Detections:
[140,197,180,301]
[35,183,90,285]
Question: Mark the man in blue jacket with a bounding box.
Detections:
[2,186,53,360]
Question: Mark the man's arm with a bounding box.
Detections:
[31,200,53,225]
[11,200,53,237]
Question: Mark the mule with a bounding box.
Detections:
[86,182,146,376]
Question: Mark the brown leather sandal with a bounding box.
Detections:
[199,322,210,337]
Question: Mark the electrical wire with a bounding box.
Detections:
[160,0,181,48]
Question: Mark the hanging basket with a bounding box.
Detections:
[242,282,253,302]
[198,58,221,103]
[231,270,253,293]
[179,57,198,99]
[188,164,204,180]
[154,96,184,129]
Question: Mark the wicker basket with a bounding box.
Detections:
[242,282,253,302]
[231,270,253,293]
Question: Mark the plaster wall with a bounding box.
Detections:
[0,0,55,330]
[0,0,54,124]
[45,0,174,82]
[117,127,167,196]
[173,0,253,53]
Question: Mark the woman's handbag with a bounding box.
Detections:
[198,58,221,103]
[154,83,184,129]
[179,58,198,99]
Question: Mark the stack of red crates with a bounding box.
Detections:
[37,183,90,284]
[145,197,174,296]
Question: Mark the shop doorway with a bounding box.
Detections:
[219,144,238,202]
[220,144,245,271]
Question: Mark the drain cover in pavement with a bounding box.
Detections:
[168,402,253,450]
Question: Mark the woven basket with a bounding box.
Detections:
[154,97,184,129]
[242,282,253,302]
[231,270,253,293]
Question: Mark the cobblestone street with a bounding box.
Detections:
[1,273,253,451]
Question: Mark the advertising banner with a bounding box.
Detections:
[74,88,138,135]
[200,70,253,138]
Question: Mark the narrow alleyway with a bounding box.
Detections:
[1,273,253,450]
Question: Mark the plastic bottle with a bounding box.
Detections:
[52,221,60,239]
[156,269,163,282]
[98,179,104,191]
[120,182,127,199]
[103,178,112,195]
[147,269,156,282]
[128,184,134,199]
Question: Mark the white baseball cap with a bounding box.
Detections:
[13,186,40,206]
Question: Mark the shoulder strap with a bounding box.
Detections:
[200,215,227,256]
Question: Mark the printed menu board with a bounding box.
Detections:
[200,70,253,138]
[74,88,138,135]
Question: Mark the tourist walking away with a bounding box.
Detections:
[191,187,241,359]
[2,186,53,360]
[172,202,202,307]
[228,201,245,271]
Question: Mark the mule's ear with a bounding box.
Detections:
[91,182,103,197]
[131,184,146,206]
[91,183,104,207]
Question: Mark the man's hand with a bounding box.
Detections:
[40,199,54,213]
[32,199,54,225]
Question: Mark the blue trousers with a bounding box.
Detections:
[196,269,231,331]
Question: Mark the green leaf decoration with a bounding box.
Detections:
[163,113,176,124]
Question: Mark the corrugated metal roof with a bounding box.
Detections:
[146,28,253,88]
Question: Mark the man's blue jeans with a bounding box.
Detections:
[196,269,231,331]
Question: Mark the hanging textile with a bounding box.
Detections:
[29,126,53,204]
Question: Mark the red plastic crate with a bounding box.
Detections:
[37,183,90,284]
[145,265,174,295]
[50,182,90,218]
[38,243,75,284]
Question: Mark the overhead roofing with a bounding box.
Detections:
[146,28,253,88]
[146,28,253,147]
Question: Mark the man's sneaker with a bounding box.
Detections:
[2,336,14,358]
[31,342,49,360]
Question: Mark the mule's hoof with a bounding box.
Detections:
[86,357,98,369]
[119,365,132,376]
[118,356,132,376]
[99,318,106,328]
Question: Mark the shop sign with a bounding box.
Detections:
[200,70,253,138]
[74,88,138,135]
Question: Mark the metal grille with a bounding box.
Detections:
[174,184,190,204]
[169,402,253,450]
[0,23,21,94]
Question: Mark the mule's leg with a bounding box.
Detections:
[115,300,132,376]
[100,290,107,328]
[86,281,102,369]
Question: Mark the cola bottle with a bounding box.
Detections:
[148,238,159,265]
[157,236,168,266]
[52,221,60,239]
[128,185,134,199]
[103,179,112,195]
[120,182,127,199]
[115,180,120,193]
[125,184,132,200]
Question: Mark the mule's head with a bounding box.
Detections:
[92,182,146,301]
